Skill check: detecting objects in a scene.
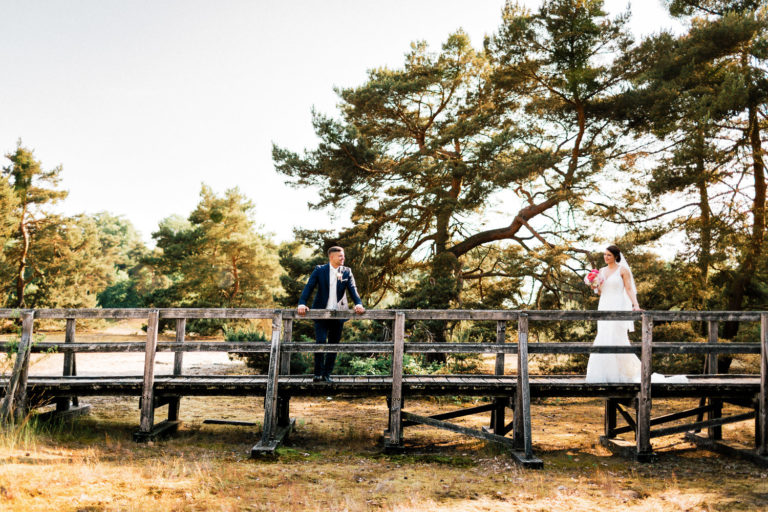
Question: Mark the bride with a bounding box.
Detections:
[585,245,686,383]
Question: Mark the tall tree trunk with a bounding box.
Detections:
[723,98,765,342]
[15,208,29,308]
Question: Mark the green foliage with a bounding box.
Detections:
[145,185,281,334]
[224,325,270,372]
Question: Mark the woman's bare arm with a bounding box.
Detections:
[621,268,641,310]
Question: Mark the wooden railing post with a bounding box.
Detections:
[280,318,293,376]
[492,320,506,434]
[258,311,283,446]
[707,320,722,440]
[167,318,186,422]
[277,317,293,427]
[136,310,159,440]
[637,313,653,460]
[514,313,533,459]
[387,312,405,449]
[1,311,34,424]
[760,313,768,456]
[55,318,78,412]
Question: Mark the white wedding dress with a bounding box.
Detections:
[585,267,687,383]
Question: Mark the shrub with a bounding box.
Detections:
[224,325,270,373]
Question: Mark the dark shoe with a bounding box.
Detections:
[322,375,334,383]
[312,375,323,382]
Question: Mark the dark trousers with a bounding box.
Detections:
[313,319,344,377]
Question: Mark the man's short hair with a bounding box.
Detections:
[327,246,344,256]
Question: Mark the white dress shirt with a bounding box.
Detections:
[326,264,341,310]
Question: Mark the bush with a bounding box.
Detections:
[224,325,270,373]
[652,322,706,375]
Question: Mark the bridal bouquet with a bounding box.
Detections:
[584,269,602,293]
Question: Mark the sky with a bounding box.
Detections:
[0,0,682,246]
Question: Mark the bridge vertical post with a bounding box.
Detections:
[136,310,159,441]
[707,320,722,440]
[55,319,78,412]
[277,317,293,427]
[0,311,34,424]
[386,312,405,449]
[759,313,768,456]
[514,313,533,459]
[167,318,186,422]
[491,320,507,434]
[637,313,653,461]
[604,399,617,439]
[259,311,284,446]
[15,311,34,423]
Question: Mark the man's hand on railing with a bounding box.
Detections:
[354,304,365,315]
[297,305,309,317]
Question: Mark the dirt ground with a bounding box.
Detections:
[2,323,767,511]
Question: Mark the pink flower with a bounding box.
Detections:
[584,269,602,293]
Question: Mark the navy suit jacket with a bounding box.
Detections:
[298,264,363,310]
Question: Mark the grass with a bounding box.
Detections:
[1,395,767,511]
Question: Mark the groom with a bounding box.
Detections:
[297,246,365,382]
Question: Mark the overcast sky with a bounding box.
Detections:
[0,0,681,245]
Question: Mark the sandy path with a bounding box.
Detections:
[3,319,248,377]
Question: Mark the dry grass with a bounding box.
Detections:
[0,395,767,512]
[3,323,768,511]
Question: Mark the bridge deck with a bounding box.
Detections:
[13,374,759,399]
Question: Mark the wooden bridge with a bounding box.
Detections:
[1,308,766,469]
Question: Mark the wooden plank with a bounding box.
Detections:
[402,403,497,427]
[604,399,617,438]
[20,308,768,323]
[280,318,293,375]
[613,404,716,436]
[515,314,533,459]
[402,411,542,468]
[652,343,758,354]
[616,402,637,432]
[402,410,514,446]
[280,342,392,353]
[35,309,151,319]
[251,419,296,457]
[284,310,396,320]
[636,313,653,458]
[400,310,515,321]
[493,321,506,435]
[137,310,159,437]
[761,313,768,456]
[388,312,405,448]
[0,311,34,424]
[160,308,276,319]
[258,312,283,445]
[651,411,756,439]
[167,318,186,422]
[133,419,181,442]
[707,320,722,440]
[55,319,77,412]
[15,311,34,423]
[203,419,257,426]
[495,321,506,375]
[600,436,652,462]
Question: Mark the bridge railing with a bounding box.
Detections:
[1,308,766,466]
